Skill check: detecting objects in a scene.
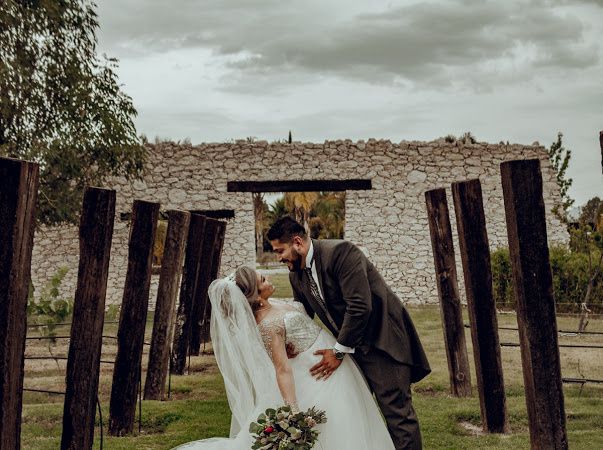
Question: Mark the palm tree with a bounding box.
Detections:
[267,196,287,224]
[253,193,268,259]
[313,192,345,238]
[284,192,319,233]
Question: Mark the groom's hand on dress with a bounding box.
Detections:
[310,349,342,380]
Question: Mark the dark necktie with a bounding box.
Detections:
[304,267,338,331]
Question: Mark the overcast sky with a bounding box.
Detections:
[96,0,602,206]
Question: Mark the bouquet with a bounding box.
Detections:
[249,405,327,449]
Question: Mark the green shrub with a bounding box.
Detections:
[490,246,603,313]
[491,248,513,309]
[105,303,121,321]
[27,267,73,342]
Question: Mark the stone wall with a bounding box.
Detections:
[30,138,567,308]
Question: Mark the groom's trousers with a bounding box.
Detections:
[353,349,422,450]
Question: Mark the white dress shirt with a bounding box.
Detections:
[306,241,355,354]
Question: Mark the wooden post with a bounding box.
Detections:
[200,220,227,344]
[170,214,207,375]
[189,217,222,356]
[61,188,116,449]
[0,157,39,449]
[425,188,472,397]
[144,210,190,400]
[108,200,160,436]
[501,159,568,450]
[452,179,508,433]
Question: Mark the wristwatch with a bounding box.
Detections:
[333,349,345,361]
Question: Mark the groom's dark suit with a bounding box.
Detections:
[290,239,430,450]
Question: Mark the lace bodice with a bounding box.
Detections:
[257,301,321,360]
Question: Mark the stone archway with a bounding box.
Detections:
[30,139,567,305]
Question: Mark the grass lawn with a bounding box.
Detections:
[264,271,293,298]
[21,279,603,449]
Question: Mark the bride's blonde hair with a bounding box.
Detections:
[234,266,261,310]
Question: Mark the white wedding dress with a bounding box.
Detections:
[174,281,394,450]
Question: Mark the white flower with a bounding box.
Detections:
[290,428,302,440]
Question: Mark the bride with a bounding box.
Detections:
[174,266,394,449]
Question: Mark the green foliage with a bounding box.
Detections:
[254,193,269,257]
[567,205,603,316]
[284,192,319,232]
[27,267,73,342]
[310,192,345,239]
[267,197,288,224]
[0,0,146,225]
[491,246,603,312]
[578,197,602,229]
[105,303,120,321]
[262,192,345,245]
[547,132,574,221]
[491,248,513,309]
[459,131,476,144]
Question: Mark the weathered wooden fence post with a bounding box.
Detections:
[109,200,160,436]
[144,210,190,400]
[200,220,227,344]
[501,159,568,450]
[425,188,472,397]
[0,157,39,449]
[61,187,116,449]
[189,217,222,356]
[171,214,207,374]
[452,179,508,433]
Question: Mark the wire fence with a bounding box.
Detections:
[23,308,601,447]
[496,302,603,317]
[23,323,169,450]
[22,314,204,448]
[463,317,603,386]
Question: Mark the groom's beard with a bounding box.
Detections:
[285,248,303,272]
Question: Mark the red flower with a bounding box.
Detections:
[264,426,274,433]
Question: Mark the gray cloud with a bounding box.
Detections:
[98,0,600,90]
[96,0,602,206]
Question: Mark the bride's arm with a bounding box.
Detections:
[263,326,299,410]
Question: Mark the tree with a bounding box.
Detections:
[578,197,602,229]
[0,0,145,225]
[547,132,574,222]
[312,192,345,238]
[267,196,287,224]
[253,192,268,258]
[569,196,603,332]
[284,192,319,233]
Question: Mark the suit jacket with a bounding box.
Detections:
[290,239,431,383]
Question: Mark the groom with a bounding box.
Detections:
[268,216,430,450]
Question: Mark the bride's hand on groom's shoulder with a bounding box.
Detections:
[310,349,342,380]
